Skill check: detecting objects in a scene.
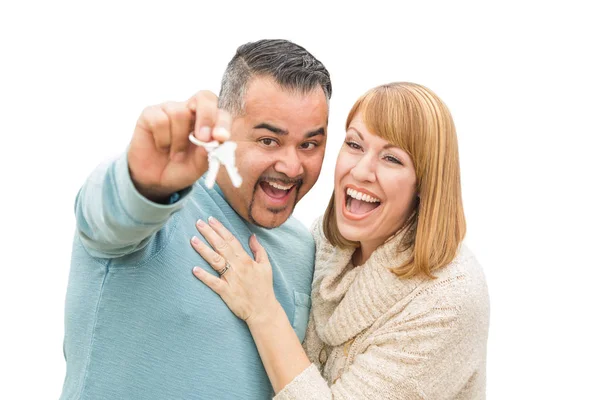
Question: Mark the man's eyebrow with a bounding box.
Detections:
[253,123,288,135]
[306,127,326,138]
[254,124,326,138]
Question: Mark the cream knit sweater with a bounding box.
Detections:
[275,218,490,400]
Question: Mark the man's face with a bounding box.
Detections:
[217,76,329,228]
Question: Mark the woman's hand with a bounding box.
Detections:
[190,217,280,325]
[192,217,313,393]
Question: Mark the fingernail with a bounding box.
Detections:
[197,219,206,228]
[198,126,211,139]
[208,216,217,225]
[193,266,202,274]
[213,126,230,141]
[191,236,199,244]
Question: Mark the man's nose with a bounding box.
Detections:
[274,147,304,178]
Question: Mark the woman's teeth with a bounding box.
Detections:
[346,188,380,203]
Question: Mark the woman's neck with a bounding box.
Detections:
[353,214,416,266]
[353,242,378,266]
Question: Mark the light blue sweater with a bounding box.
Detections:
[60,153,315,400]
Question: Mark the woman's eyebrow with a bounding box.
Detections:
[347,127,363,140]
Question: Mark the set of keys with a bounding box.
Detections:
[188,133,242,189]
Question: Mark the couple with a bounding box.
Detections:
[61,39,489,399]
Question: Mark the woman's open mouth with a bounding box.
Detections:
[343,187,381,220]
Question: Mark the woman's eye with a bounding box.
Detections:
[345,141,361,150]
[259,138,278,147]
[384,155,402,165]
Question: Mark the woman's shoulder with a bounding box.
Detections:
[433,244,487,293]
[368,245,489,357]
[309,216,325,240]
[413,244,489,323]
[310,215,334,253]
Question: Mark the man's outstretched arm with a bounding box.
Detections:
[75,91,232,258]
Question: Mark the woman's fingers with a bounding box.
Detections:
[192,266,226,295]
[249,234,268,263]
[190,227,275,323]
[206,217,247,256]
[190,236,230,276]
[195,218,237,260]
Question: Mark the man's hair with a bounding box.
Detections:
[218,39,332,116]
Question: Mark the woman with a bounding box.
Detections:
[190,82,489,399]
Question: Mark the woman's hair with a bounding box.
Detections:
[323,82,466,279]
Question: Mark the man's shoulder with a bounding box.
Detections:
[282,215,310,232]
[277,216,313,243]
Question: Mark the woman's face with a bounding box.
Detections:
[335,112,418,254]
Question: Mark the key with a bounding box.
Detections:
[188,133,242,189]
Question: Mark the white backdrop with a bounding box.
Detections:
[1,1,598,398]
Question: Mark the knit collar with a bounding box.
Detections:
[311,221,425,346]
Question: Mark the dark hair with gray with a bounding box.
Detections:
[218,39,332,116]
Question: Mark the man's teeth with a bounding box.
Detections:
[346,188,380,203]
[268,181,294,190]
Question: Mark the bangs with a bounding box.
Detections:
[329,82,465,279]
[346,85,414,153]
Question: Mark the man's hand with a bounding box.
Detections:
[127,91,232,202]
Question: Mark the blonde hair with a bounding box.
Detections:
[323,82,466,278]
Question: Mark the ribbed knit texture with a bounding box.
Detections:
[275,217,490,400]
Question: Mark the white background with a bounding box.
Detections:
[1,1,598,398]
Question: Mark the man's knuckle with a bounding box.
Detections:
[147,113,169,131]
[163,102,187,119]
[198,90,218,102]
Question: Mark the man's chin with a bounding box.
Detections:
[250,207,293,229]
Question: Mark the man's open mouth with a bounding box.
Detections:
[259,181,295,199]
[257,179,301,207]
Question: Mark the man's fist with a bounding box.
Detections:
[127,91,232,202]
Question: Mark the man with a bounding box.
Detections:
[61,39,332,400]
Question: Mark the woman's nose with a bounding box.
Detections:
[350,154,376,182]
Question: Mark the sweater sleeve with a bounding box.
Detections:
[274,276,489,400]
[75,152,191,258]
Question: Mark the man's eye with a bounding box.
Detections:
[259,138,278,147]
[300,142,317,150]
